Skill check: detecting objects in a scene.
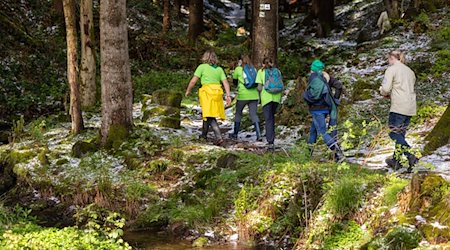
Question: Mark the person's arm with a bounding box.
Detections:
[222,79,232,106]
[380,68,394,97]
[330,77,343,99]
[185,76,199,97]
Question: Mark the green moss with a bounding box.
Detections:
[9,150,36,164]
[55,158,69,166]
[192,236,208,247]
[322,221,365,250]
[37,148,49,165]
[159,117,181,129]
[152,89,183,108]
[147,159,169,174]
[424,104,450,155]
[382,176,409,207]
[352,80,377,102]
[326,176,365,219]
[142,106,180,121]
[72,140,98,158]
[104,125,129,149]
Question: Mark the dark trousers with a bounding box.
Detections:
[234,100,259,123]
[388,112,412,159]
[202,117,222,140]
[263,102,278,144]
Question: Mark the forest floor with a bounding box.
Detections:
[0,0,449,249]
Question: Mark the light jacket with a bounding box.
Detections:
[199,84,225,121]
[380,61,417,116]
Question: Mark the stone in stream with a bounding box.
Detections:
[141,90,182,129]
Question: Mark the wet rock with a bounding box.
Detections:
[72,140,97,158]
[216,153,239,169]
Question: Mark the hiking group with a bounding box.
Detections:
[185,49,419,172]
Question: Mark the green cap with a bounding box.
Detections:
[311,59,325,72]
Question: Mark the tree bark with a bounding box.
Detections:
[163,0,171,33]
[100,0,133,147]
[63,0,84,134]
[80,0,97,108]
[251,0,279,67]
[424,103,450,155]
[384,0,400,19]
[188,0,203,41]
[173,0,181,17]
[311,0,334,38]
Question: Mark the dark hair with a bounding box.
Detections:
[262,57,274,69]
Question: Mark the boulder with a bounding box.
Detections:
[152,89,183,108]
[72,140,97,158]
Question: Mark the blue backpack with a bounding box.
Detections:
[243,65,258,89]
[264,68,284,94]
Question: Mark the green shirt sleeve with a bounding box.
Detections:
[194,64,204,78]
[256,69,265,84]
[219,67,226,81]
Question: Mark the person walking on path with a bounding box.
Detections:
[230,55,262,141]
[380,50,418,172]
[185,50,232,145]
[319,71,343,142]
[255,58,284,151]
[304,59,344,163]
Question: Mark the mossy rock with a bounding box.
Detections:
[55,158,69,166]
[104,125,129,149]
[192,236,208,247]
[0,158,16,195]
[142,105,180,121]
[72,140,98,158]
[9,150,37,164]
[152,89,183,108]
[159,117,181,129]
[216,153,239,169]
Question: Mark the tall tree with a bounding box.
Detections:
[173,0,181,18]
[311,0,334,37]
[252,0,279,66]
[384,0,400,19]
[100,0,133,147]
[163,0,171,33]
[63,0,84,134]
[188,0,203,40]
[80,0,97,108]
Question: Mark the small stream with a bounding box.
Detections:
[124,230,262,250]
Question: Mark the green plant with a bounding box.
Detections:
[382,176,409,207]
[11,116,25,143]
[326,177,364,219]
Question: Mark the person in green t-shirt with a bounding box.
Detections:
[230,55,261,141]
[255,57,283,151]
[185,50,232,145]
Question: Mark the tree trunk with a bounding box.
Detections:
[100,0,133,147]
[384,0,400,19]
[80,0,97,108]
[252,0,279,67]
[311,0,334,37]
[63,0,84,134]
[163,0,171,33]
[188,0,203,41]
[173,0,181,17]
[424,104,450,155]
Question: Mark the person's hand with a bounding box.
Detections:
[226,96,232,107]
[185,90,190,97]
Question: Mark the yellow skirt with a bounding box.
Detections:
[199,84,225,121]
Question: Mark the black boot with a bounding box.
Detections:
[254,122,262,141]
[229,122,240,139]
[209,118,223,145]
[329,143,345,163]
[385,158,401,170]
[407,154,418,173]
[199,120,209,140]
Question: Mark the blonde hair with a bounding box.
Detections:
[389,50,406,64]
[201,50,218,65]
[242,55,253,67]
